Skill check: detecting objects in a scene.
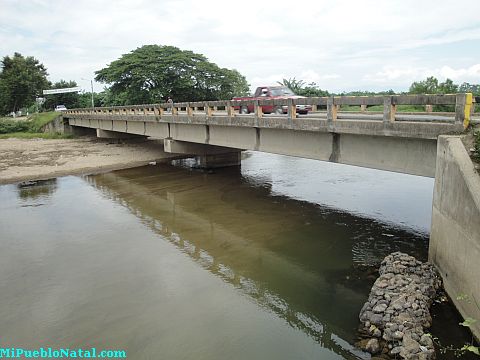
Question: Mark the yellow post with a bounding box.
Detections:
[464,93,473,128]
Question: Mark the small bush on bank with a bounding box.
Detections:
[0,119,31,134]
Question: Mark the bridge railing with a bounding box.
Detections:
[65,93,474,128]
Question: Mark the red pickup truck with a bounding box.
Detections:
[233,86,312,114]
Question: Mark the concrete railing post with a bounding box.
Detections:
[327,97,337,123]
[226,101,235,118]
[186,103,193,118]
[205,103,213,118]
[254,100,263,119]
[455,93,473,128]
[287,98,296,120]
[383,96,396,123]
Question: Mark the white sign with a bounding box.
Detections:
[43,87,81,95]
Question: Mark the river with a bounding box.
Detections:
[0,152,474,359]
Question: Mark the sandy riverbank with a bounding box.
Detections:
[0,137,179,185]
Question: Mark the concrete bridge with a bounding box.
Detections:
[63,93,475,177]
[63,93,480,339]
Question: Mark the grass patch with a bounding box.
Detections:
[0,132,73,139]
[28,112,60,132]
[0,119,31,133]
[0,112,60,134]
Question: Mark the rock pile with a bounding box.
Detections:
[357,252,442,359]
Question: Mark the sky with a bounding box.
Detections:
[1,0,480,94]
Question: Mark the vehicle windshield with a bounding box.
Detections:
[270,87,295,96]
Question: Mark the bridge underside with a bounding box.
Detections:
[67,117,438,177]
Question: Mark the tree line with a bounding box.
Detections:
[1,46,479,115]
[277,77,480,98]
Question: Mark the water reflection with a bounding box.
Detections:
[16,179,57,203]
[85,158,429,359]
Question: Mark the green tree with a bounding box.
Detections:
[0,53,49,114]
[409,76,439,94]
[437,78,458,94]
[459,82,480,96]
[277,78,330,97]
[277,78,306,93]
[94,45,250,104]
[44,80,80,110]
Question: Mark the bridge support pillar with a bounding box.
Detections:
[96,129,146,140]
[164,138,241,168]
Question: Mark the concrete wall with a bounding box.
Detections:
[40,115,64,133]
[429,136,480,339]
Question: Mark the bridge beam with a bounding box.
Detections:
[164,138,241,168]
[96,129,147,140]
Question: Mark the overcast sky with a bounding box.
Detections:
[1,0,480,94]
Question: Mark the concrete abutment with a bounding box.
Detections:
[429,135,480,340]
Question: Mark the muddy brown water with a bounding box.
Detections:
[0,152,473,359]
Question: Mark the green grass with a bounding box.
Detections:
[0,111,60,134]
[0,132,72,139]
[28,112,60,132]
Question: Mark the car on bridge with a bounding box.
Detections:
[233,86,312,115]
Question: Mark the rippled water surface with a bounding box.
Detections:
[0,152,470,359]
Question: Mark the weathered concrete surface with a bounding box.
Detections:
[96,129,146,140]
[429,136,480,340]
[67,117,441,177]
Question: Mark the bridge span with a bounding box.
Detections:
[64,93,474,177]
[63,92,480,339]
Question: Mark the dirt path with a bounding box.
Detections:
[0,137,179,184]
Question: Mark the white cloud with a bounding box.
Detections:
[1,0,480,93]
[364,64,480,86]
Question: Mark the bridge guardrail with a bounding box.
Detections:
[65,93,474,129]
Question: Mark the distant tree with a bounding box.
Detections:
[44,80,80,110]
[94,45,250,104]
[339,89,396,96]
[459,82,480,96]
[0,53,49,114]
[277,78,330,97]
[297,83,330,97]
[437,78,458,94]
[409,76,439,94]
[277,78,306,93]
[78,91,104,108]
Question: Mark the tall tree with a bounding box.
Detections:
[95,45,250,104]
[0,53,49,114]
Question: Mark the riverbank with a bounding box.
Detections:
[0,137,178,185]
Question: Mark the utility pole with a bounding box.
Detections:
[90,79,94,108]
[82,78,95,108]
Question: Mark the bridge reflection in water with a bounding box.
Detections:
[85,157,429,359]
